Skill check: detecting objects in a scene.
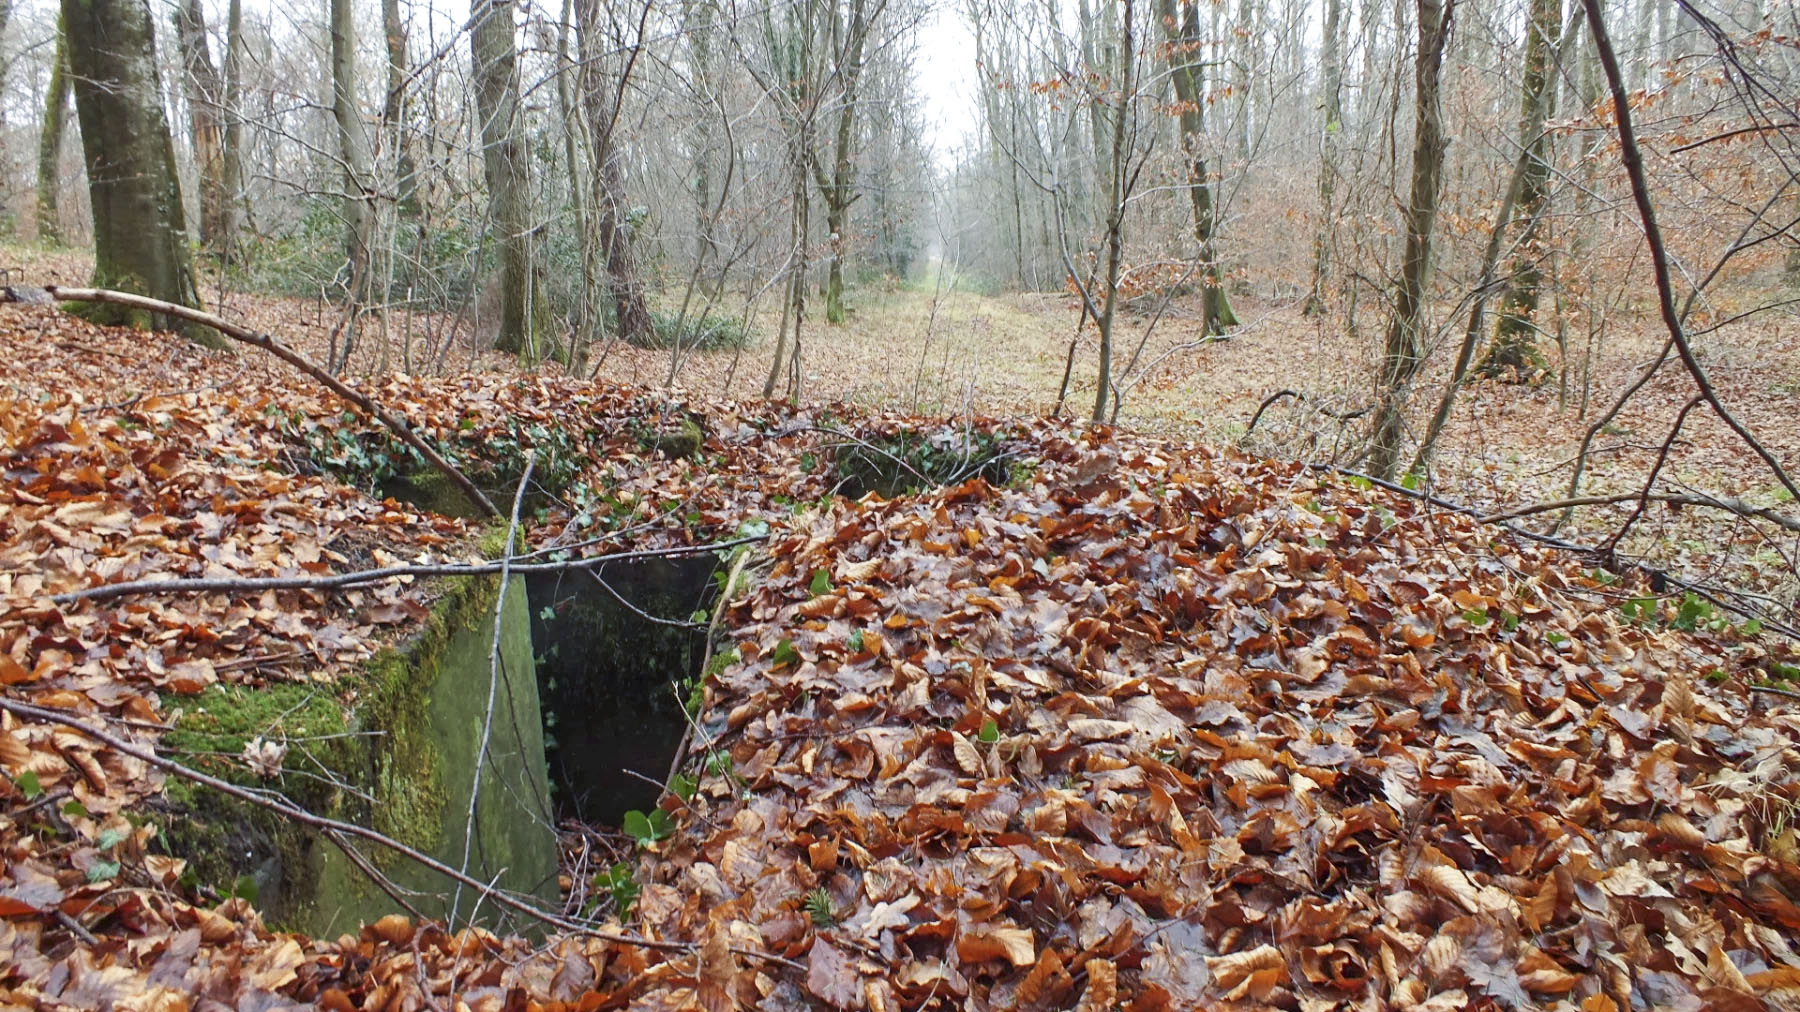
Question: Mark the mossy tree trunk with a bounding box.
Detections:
[1483,0,1562,380]
[809,0,870,326]
[35,14,72,245]
[1158,0,1238,336]
[473,1,551,362]
[61,0,218,346]
[1368,0,1453,481]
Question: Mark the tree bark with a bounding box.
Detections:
[1092,0,1133,422]
[1304,0,1345,317]
[810,0,871,325]
[175,0,226,252]
[575,0,654,352]
[61,0,215,345]
[220,0,244,265]
[1158,0,1237,335]
[1483,0,1562,379]
[331,0,373,311]
[1367,0,1454,480]
[35,15,72,245]
[473,0,558,361]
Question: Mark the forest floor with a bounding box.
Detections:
[5,243,1800,1008]
[8,241,1798,620]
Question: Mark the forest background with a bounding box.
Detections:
[0,0,1796,623]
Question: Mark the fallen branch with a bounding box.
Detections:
[49,535,770,605]
[1310,462,1800,642]
[1579,1,1800,504]
[42,285,500,519]
[1246,389,1371,435]
[0,696,677,948]
[1479,491,1800,533]
[452,453,534,927]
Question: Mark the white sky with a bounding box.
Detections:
[914,3,981,164]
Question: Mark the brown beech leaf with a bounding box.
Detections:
[956,923,1036,967]
[806,937,862,1009]
[1205,944,1285,992]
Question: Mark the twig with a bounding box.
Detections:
[1600,397,1706,552]
[1749,684,1800,700]
[1579,1,1800,504]
[55,910,99,947]
[1246,389,1371,435]
[3,787,73,821]
[0,696,687,950]
[41,285,500,519]
[451,452,534,927]
[49,535,770,605]
[1479,492,1800,533]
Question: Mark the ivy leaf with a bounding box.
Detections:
[772,637,800,667]
[809,568,832,597]
[96,827,129,851]
[978,718,1001,744]
[16,770,40,801]
[86,861,121,884]
[670,773,698,802]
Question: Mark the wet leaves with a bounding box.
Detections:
[4,310,1800,1008]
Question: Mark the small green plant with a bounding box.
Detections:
[14,770,41,800]
[809,569,833,597]
[1771,662,1800,682]
[596,862,640,917]
[1462,608,1490,626]
[669,773,698,802]
[978,718,1001,744]
[1620,597,1660,625]
[771,638,800,667]
[803,887,837,926]
[623,808,674,846]
[846,629,866,652]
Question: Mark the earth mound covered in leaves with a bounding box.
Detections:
[2,306,1800,1010]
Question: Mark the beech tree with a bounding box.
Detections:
[61,0,214,344]
[34,15,70,245]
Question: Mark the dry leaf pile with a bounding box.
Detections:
[4,308,1800,1010]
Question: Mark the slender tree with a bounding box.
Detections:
[1158,0,1238,335]
[576,0,654,352]
[811,0,876,324]
[219,0,245,265]
[1482,0,1563,378]
[35,15,72,245]
[175,0,227,251]
[61,0,215,344]
[330,0,373,308]
[1368,0,1454,479]
[1304,0,1346,316]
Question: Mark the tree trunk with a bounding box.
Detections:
[383,0,417,216]
[331,0,373,312]
[220,0,244,265]
[1482,0,1561,380]
[811,0,870,325]
[1158,0,1238,335]
[1304,0,1345,317]
[575,0,654,351]
[35,15,72,245]
[474,0,558,361]
[175,0,226,252]
[1092,0,1133,422]
[1367,0,1454,480]
[61,0,215,345]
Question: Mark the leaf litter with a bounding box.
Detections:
[2,306,1799,1010]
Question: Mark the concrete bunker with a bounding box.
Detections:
[527,556,721,825]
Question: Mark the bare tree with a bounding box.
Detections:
[1157,0,1236,336]
[174,0,227,252]
[576,0,655,354]
[1368,0,1454,480]
[34,13,71,245]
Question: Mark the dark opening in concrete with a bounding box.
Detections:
[526,557,720,824]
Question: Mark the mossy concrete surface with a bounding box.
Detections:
[156,567,559,938]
